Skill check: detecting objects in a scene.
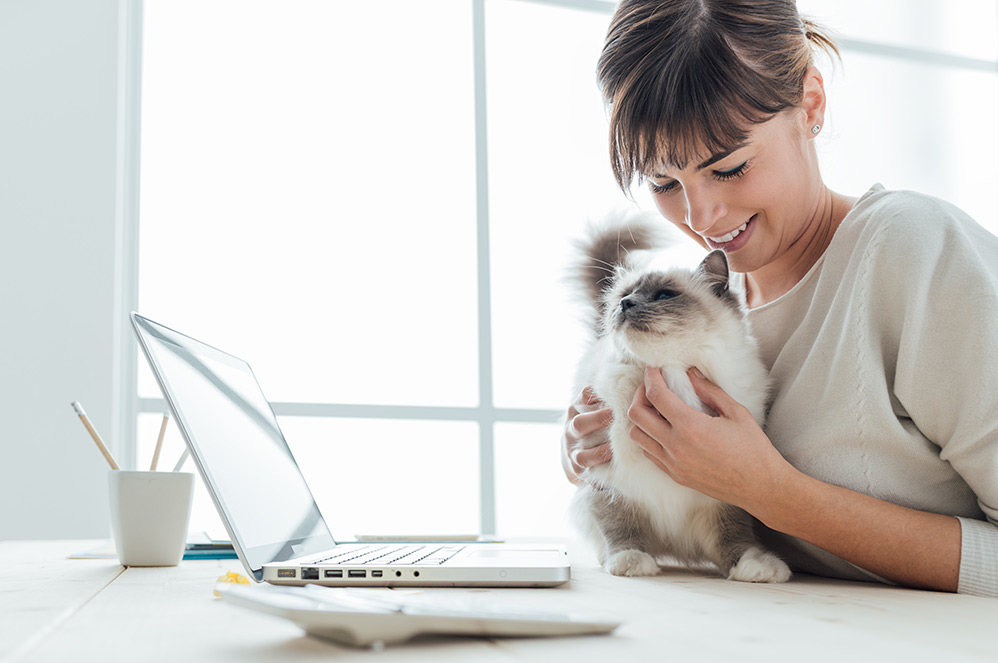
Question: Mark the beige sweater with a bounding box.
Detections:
[739,184,998,597]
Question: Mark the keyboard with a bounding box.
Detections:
[311,544,466,566]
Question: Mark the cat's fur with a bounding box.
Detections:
[570,219,791,583]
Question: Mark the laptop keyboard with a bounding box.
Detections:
[311,544,466,566]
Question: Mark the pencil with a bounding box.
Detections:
[172,448,190,472]
[149,411,170,470]
[71,401,120,470]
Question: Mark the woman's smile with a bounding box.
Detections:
[704,214,757,252]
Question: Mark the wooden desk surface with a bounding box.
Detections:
[2,539,995,662]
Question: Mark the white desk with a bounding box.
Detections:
[2,540,995,662]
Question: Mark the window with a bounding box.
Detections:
[135,0,997,538]
[799,0,998,231]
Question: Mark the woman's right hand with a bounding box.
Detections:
[561,386,614,485]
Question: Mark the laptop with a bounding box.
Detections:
[131,313,570,587]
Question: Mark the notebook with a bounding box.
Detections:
[131,313,570,587]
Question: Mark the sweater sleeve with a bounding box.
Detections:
[869,195,998,597]
[958,518,998,597]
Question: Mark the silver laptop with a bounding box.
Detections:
[131,313,570,587]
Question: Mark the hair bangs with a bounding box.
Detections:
[603,3,797,193]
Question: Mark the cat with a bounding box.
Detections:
[570,218,791,583]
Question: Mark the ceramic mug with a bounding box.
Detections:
[108,470,194,566]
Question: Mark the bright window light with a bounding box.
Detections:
[138,0,997,538]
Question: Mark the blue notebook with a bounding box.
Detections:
[184,532,237,559]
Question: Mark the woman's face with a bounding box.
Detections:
[646,110,821,275]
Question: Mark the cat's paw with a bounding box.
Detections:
[605,549,660,577]
[727,547,792,583]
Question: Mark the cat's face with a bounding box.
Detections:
[601,251,739,363]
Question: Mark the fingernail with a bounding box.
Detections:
[689,367,705,379]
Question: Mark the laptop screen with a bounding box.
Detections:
[131,313,336,578]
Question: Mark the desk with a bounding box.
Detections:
[2,540,995,662]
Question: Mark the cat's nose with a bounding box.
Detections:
[620,296,636,311]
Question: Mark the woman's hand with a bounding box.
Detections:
[561,387,614,485]
[626,366,791,511]
[628,366,963,593]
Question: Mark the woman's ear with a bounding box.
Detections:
[801,66,826,137]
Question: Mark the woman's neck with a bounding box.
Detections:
[745,188,856,309]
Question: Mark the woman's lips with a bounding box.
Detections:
[705,214,757,252]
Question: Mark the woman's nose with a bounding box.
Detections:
[684,188,726,233]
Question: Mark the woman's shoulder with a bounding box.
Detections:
[814,184,998,314]
[848,184,973,239]
[837,184,996,264]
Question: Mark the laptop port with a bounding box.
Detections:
[301,568,319,581]
[348,570,367,578]
[371,570,383,578]
[324,569,343,578]
[277,569,296,578]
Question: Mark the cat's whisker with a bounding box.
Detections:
[590,257,617,274]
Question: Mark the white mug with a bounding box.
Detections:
[108,470,194,567]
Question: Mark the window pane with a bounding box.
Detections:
[139,0,479,406]
[799,0,998,62]
[494,422,578,537]
[486,1,630,411]
[137,414,481,541]
[280,417,480,540]
[819,52,998,233]
[486,1,705,411]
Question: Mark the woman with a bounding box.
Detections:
[562,0,998,597]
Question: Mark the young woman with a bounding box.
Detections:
[562,0,998,597]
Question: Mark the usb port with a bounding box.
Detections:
[324,569,343,578]
[371,570,383,578]
[348,569,367,578]
[277,569,296,578]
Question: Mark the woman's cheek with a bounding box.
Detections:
[652,193,686,227]
[652,195,705,247]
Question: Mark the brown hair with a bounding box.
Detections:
[598,0,839,191]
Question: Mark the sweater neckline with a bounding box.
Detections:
[739,183,884,313]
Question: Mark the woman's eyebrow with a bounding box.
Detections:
[696,143,748,171]
[652,142,751,178]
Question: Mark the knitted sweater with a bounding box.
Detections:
[741,184,998,597]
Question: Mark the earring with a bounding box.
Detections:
[811,124,821,134]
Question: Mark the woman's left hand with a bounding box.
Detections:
[627,366,791,512]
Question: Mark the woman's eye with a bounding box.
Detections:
[654,289,678,301]
[649,179,679,195]
[713,161,749,182]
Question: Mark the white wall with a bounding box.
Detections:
[0,0,133,539]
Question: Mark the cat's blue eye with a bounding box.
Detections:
[655,289,678,301]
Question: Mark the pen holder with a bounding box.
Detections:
[108,470,194,567]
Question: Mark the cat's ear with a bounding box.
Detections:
[696,250,730,298]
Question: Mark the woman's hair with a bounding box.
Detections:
[598,0,839,191]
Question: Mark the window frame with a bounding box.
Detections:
[122,0,998,535]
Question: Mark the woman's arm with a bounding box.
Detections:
[762,462,960,591]
[629,366,961,592]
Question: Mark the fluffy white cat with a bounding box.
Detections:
[571,220,791,583]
